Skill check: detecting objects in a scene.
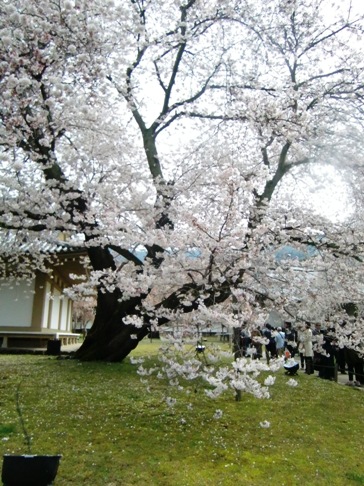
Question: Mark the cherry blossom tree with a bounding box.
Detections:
[72,297,96,336]
[1,0,364,376]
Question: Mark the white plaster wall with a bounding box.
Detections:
[0,279,35,327]
[49,288,61,330]
[41,281,51,329]
[59,296,68,331]
[66,300,73,331]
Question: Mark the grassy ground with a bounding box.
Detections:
[0,340,364,485]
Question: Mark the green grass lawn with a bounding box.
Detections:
[0,340,364,485]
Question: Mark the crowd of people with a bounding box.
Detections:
[239,321,364,386]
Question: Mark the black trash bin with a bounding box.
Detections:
[47,339,61,356]
[2,454,61,486]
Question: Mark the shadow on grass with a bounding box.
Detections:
[0,425,16,436]
[346,472,364,484]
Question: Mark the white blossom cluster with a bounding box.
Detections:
[129,334,287,401]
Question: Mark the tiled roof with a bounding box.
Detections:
[0,237,86,255]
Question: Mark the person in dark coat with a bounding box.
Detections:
[312,323,325,373]
[345,347,364,386]
[284,321,297,358]
[335,346,347,374]
[318,330,336,380]
[263,323,277,363]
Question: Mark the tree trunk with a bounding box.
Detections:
[75,289,150,361]
[74,246,150,361]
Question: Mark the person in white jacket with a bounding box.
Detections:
[303,322,314,374]
[297,323,306,369]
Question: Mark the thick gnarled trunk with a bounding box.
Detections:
[75,246,149,361]
[75,288,150,362]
